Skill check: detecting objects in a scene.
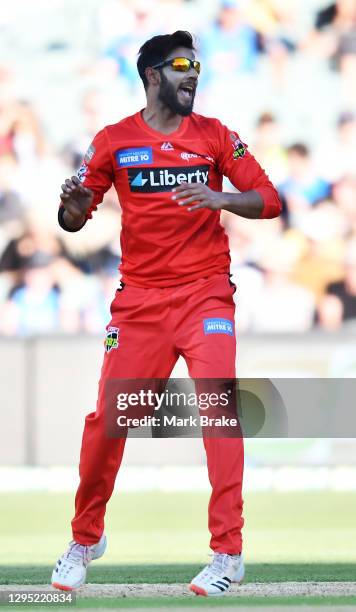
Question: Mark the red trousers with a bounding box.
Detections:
[72,272,244,554]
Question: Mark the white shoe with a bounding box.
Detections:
[190,552,244,597]
[51,533,107,591]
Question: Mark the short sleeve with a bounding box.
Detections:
[215,121,282,219]
[77,128,114,220]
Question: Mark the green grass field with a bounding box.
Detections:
[1,491,356,566]
[0,491,355,607]
[1,597,356,610]
[53,596,356,608]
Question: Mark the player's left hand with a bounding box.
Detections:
[172,183,226,212]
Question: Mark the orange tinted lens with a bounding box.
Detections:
[171,58,191,71]
[193,61,201,74]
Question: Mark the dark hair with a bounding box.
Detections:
[137,31,195,89]
[287,143,309,157]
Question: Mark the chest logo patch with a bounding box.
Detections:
[116,147,153,168]
[161,142,174,151]
[128,165,209,192]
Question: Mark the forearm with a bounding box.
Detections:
[220,190,264,219]
[58,206,87,232]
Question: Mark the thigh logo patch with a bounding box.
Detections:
[105,326,120,352]
[203,318,234,335]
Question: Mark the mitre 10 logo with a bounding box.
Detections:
[128,165,209,192]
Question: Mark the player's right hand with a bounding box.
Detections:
[60,176,94,220]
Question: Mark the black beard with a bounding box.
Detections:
[158,72,195,117]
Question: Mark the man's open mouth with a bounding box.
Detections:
[178,83,195,103]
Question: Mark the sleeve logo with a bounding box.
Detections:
[84,144,96,163]
[105,326,120,352]
[232,138,246,160]
[77,161,88,183]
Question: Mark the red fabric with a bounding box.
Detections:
[69,110,281,288]
[72,273,244,554]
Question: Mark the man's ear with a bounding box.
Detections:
[145,66,161,87]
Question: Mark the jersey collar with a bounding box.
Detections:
[135,109,190,139]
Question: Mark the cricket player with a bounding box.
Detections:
[52,30,281,596]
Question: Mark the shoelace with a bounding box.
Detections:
[64,542,92,567]
[209,553,232,575]
[206,552,241,578]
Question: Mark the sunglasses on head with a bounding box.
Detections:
[152,57,201,75]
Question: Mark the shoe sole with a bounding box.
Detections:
[189,576,244,597]
[189,584,208,596]
[190,583,229,597]
[52,583,75,591]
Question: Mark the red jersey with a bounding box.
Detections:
[72,110,281,288]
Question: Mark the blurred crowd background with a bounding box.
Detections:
[1,0,356,336]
